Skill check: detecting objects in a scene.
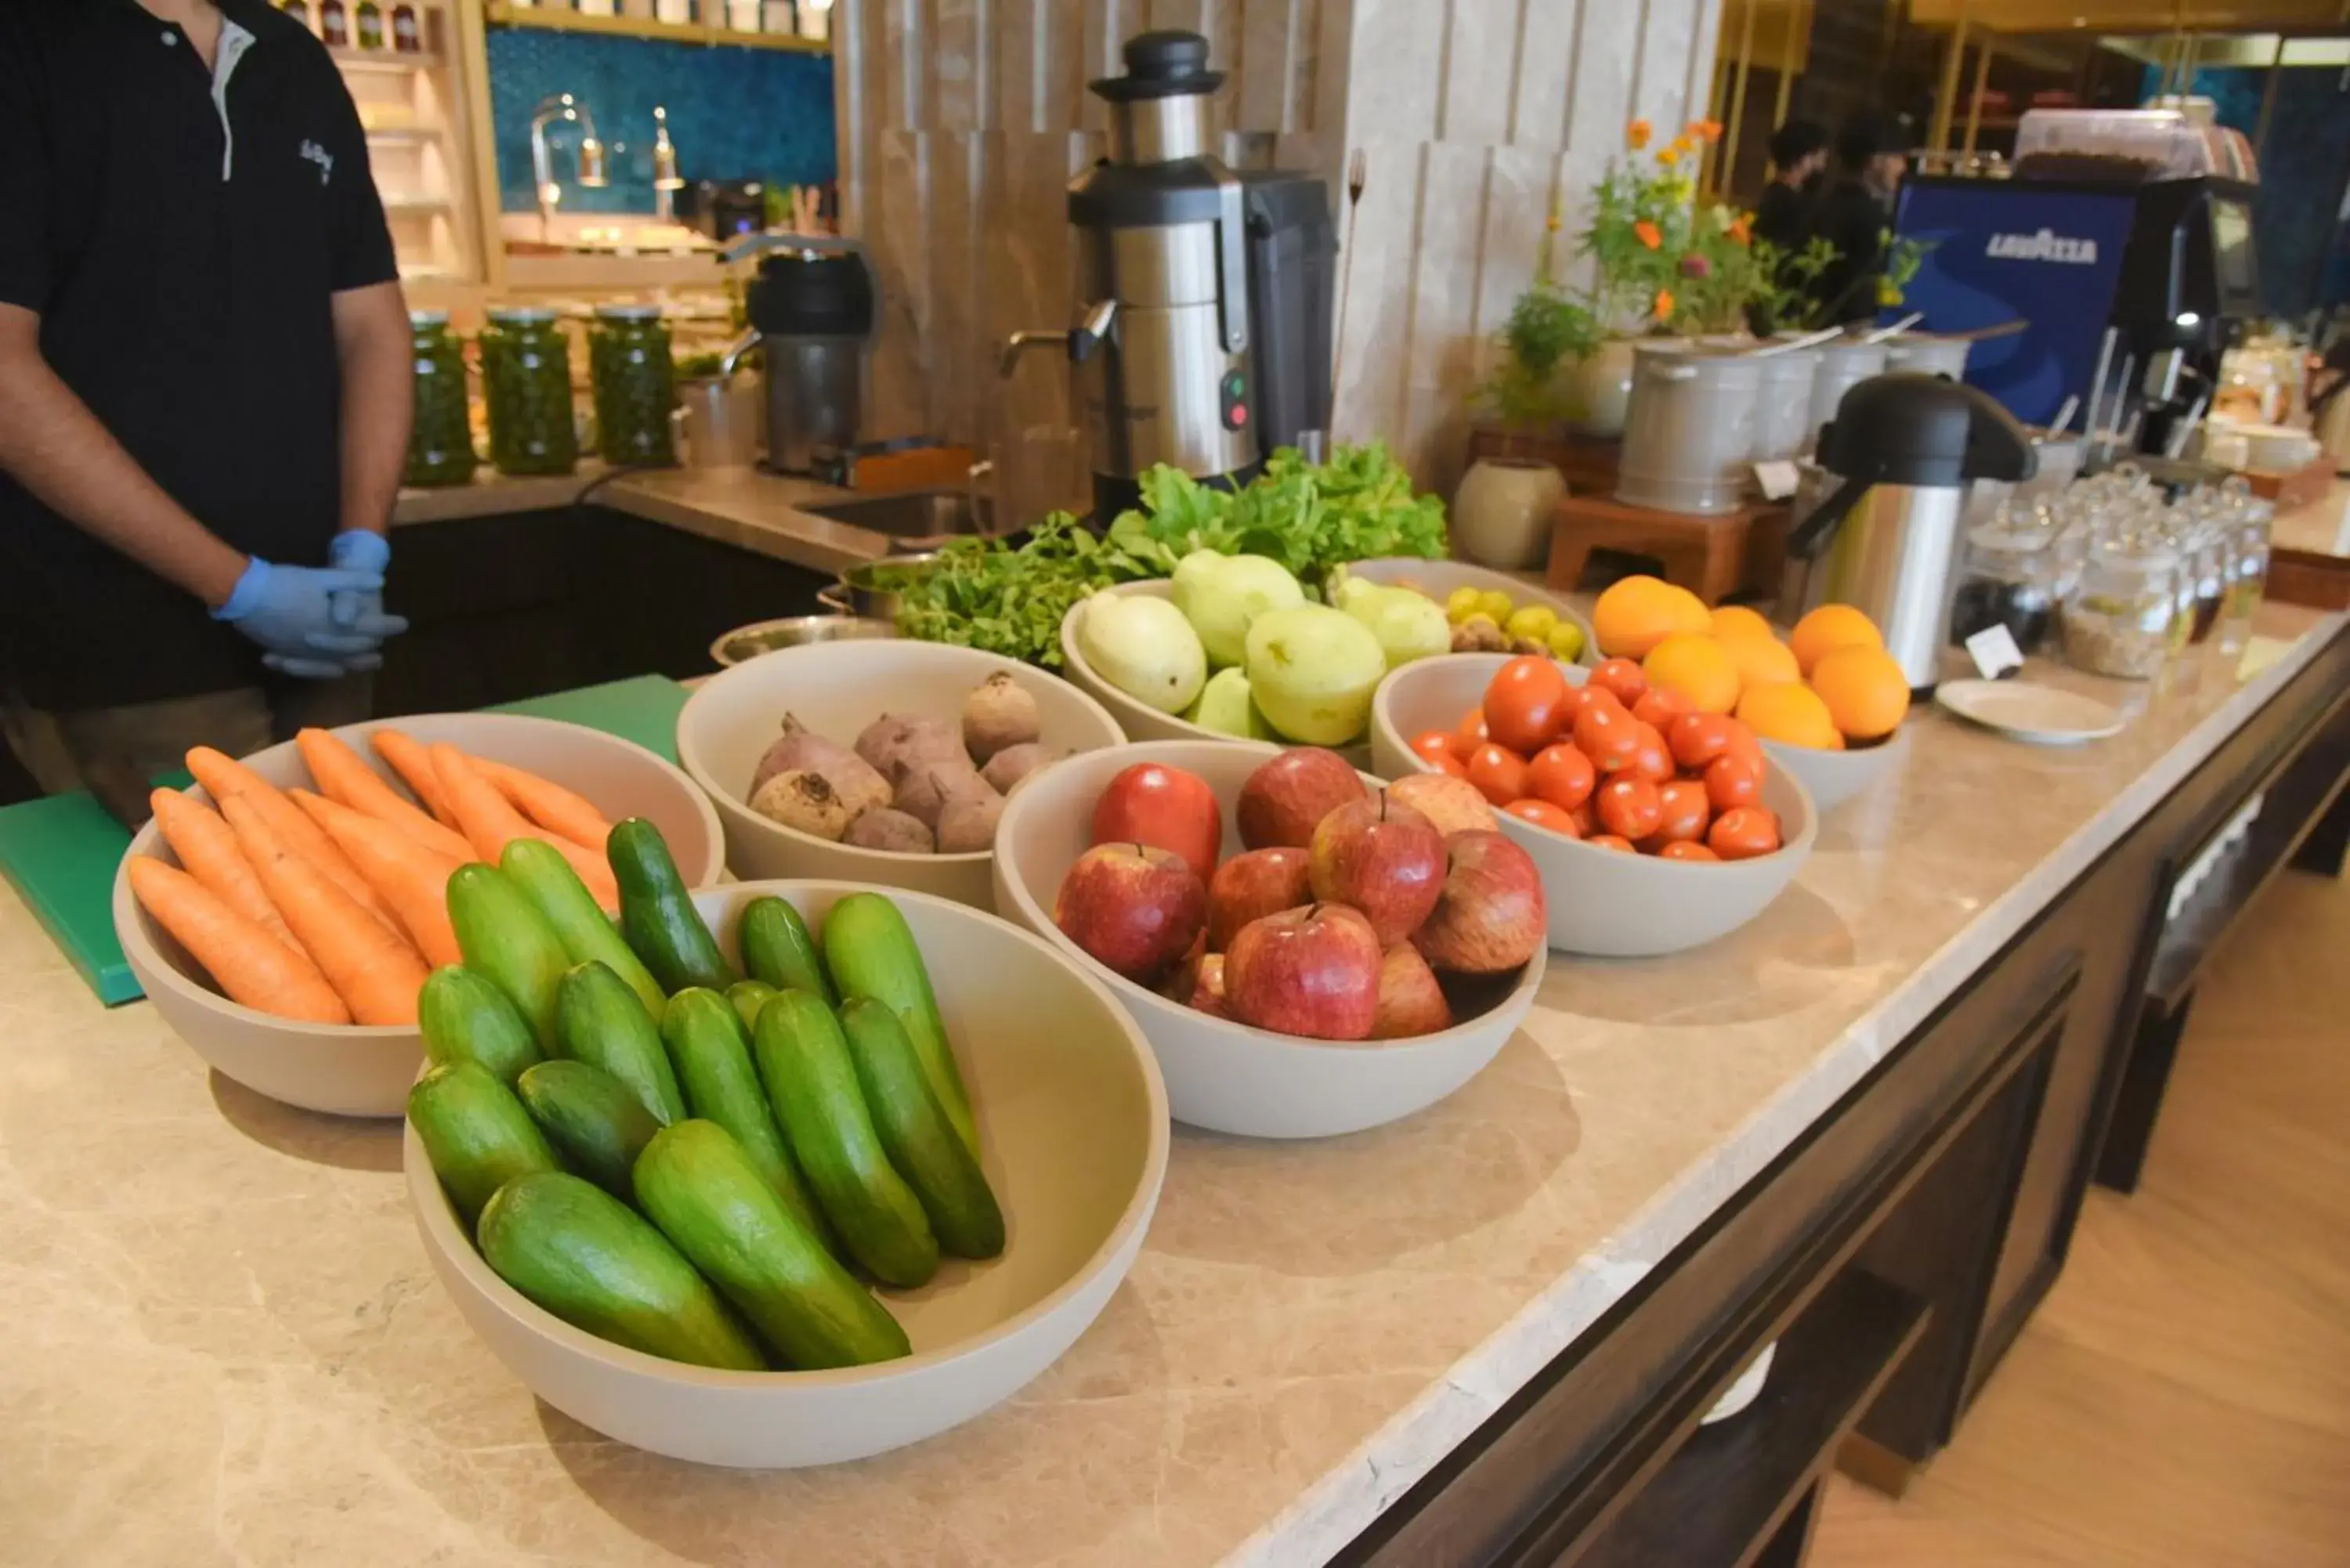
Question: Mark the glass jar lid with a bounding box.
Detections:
[488,306,561,325]
[409,308,451,327]
[595,303,665,322]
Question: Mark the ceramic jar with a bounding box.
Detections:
[1452,457,1567,570]
[1567,339,1641,436]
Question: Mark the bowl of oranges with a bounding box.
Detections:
[1371,649,1817,959]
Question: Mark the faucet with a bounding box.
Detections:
[529,93,607,242]
[651,105,684,225]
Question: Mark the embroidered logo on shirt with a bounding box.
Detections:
[299,140,334,187]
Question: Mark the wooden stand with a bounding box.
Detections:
[1546,493,1793,605]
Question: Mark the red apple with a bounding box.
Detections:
[1307,791,1446,945]
[1090,763,1223,883]
[1188,953,1231,1019]
[1205,847,1314,952]
[1055,842,1206,983]
[1372,944,1453,1039]
[1224,904,1382,1040]
[1388,771,1500,838]
[1236,747,1367,849]
[1412,829,1546,975]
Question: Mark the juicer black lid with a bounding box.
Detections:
[746,249,874,338]
[1817,371,2036,487]
[1091,30,1224,101]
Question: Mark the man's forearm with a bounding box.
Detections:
[0,304,248,606]
[334,281,414,539]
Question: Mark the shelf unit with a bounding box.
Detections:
[483,2,830,53]
[316,3,489,287]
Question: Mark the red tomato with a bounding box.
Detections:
[1483,656,1571,754]
[1408,729,1455,768]
[1430,750,1469,779]
[1628,721,1675,784]
[1657,840,1720,862]
[1586,833,1636,853]
[1556,681,1592,728]
[1504,798,1579,836]
[1632,688,1694,730]
[1452,706,1491,759]
[1702,753,1764,812]
[1574,699,1640,774]
[1589,656,1650,708]
[1466,743,1531,807]
[1721,715,1766,771]
[1568,799,1596,836]
[1594,776,1664,841]
[1668,712,1737,771]
[1708,805,1783,861]
[1649,779,1712,845]
[1526,742,1597,811]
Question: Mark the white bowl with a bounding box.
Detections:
[114,714,725,1118]
[1340,556,1597,665]
[1761,729,1910,813]
[1370,655,1817,958]
[408,881,1169,1469]
[990,740,1546,1138]
[674,639,1126,910]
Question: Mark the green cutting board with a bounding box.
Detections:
[0,674,692,1006]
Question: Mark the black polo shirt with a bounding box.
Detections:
[0,0,398,710]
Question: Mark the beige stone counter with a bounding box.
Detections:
[4,606,2341,1567]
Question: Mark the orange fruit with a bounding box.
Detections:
[1641,633,1741,715]
[1735,681,1843,750]
[1593,575,1711,659]
[1720,633,1800,693]
[1809,644,1911,740]
[1788,604,1883,676]
[1708,604,1776,643]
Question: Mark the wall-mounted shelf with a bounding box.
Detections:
[330,45,441,71]
[484,3,830,54]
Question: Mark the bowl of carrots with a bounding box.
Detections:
[112,715,723,1118]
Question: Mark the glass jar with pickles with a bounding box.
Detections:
[403,309,477,488]
[588,304,678,466]
[479,306,578,476]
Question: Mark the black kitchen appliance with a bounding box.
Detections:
[683,179,772,244]
[1000,31,1336,520]
[718,237,875,472]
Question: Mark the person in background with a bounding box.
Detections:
[1753,118,1831,253]
[1808,114,1910,327]
[0,0,413,826]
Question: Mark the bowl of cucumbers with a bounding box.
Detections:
[404,876,1170,1468]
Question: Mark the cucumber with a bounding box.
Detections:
[821,892,977,1156]
[418,965,541,1086]
[478,1171,767,1371]
[446,863,569,1052]
[609,818,735,993]
[739,897,834,1006]
[838,997,1004,1259]
[752,989,939,1288]
[660,988,833,1249]
[408,1060,561,1226]
[500,838,667,1019]
[633,1122,909,1368]
[515,1059,662,1199]
[726,980,779,1035]
[557,961,688,1125]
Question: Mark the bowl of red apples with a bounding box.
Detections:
[991,740,1547,1138]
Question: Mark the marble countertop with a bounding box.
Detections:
[5,607,2341,1568]
[391,464,894,576]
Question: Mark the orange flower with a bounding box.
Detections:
[1634,219,1663,251]
[1546,213,1562,233]
[1654,287,1676,322]
[1656,145,1681,168]
[1628,119,1652,150]
[1689,119,1724,143]
[1729,215,1752,244]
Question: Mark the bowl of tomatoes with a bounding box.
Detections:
[1370,654,1817,958]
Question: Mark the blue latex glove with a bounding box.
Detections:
[326,529,394,632]
[212,536,408,681]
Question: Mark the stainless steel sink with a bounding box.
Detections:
[804,489,992,542]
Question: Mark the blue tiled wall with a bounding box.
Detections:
[486,27,835,215]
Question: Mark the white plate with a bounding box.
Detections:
[1936,679,2124,745]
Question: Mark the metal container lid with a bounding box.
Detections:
[408,308,451,327]
[487,306,560,325]
[747,251,874,338]
[1090,30,1223,101]
[594,303,665,322]
[1818,372,2036,487]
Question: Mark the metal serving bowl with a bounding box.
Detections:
[816,551,945,621]
[707,615,898,668]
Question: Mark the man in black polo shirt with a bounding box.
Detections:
[0,0,414,824]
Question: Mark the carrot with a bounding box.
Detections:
[468,756,613,851]
[127,857,351,1024]
[291,789,466,968]
[369,728,462,830]
[432,743,620,907]
[184,746,407,939]
[148,787,309,964]
[295,728,475,862]
[222,795,429,1025]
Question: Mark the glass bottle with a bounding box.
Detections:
[278,0,316,31]
[1951,518,2062,657]
[588,305,679,467]
[403,311,477,488]
[354,0,385,49]
[390,2,421,51]
[479,308,579,477]
[2062,540,2178,680]
[319,0,349,47]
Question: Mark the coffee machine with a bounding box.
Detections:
[1002,31,1336,520]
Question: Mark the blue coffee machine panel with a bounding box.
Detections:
[1890,179,2139,426]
